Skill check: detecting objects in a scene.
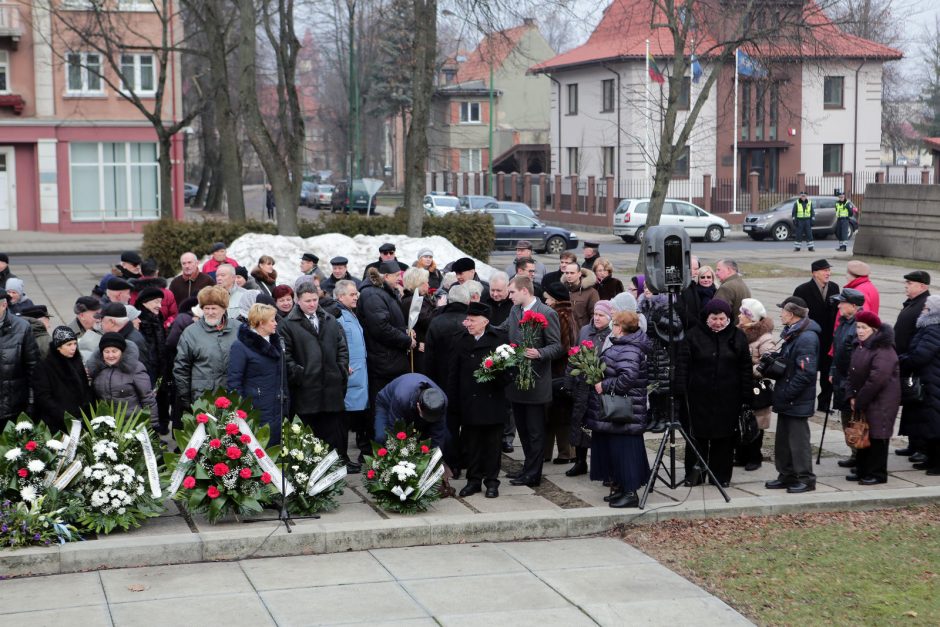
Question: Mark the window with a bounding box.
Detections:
[740,83,750,140]
[566,147,579,174]
[66,53,103,94]
[824,76,844,109]
[566,83,578,115]
[70,142,160,220]
[755,84,765,140]
[120,54,155,95]
[0,51,8,93]
[769,83,779,140]
[674,145,690,177]
[601,79,615,112]
[459,148,482,171]
[823,144,843,175]
[677,76,691,110]
[459,102,480,124]
[602,146,615,177]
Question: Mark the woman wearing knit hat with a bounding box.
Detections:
[31,326,95,433]
[736,298,775,471]
[898,295,940,476]
[4,277,35,315]
[845,311,900,485]
[88,332,159,428]
[543,282,578,465]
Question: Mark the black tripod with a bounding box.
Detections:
[639,290,731,509]
[244,335,319,532]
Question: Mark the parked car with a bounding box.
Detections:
[330,180,376,214]
[743,195,859,241]
[488,201,536,219]
[314,185,334,209]
[299,181,318,207]
[183,183,198,205]
[423,194,460,216]
[613,199,731,243]
[483,208,578,254]
[458,195,499,211]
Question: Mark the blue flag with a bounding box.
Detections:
[691,55,703,83]
[737,51,767,78]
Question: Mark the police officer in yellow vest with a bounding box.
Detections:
[792,191,815,252]
[834,190,855,252]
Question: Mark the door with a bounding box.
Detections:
[505,212,539,249]
[674,201,705,237]
[490,211,511,249]
[0,149,12,230]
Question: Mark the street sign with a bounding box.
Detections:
[362,178,384,216]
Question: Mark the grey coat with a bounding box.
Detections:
[173,315,239,405]
[498,299,564,404]
[88,349,158,426]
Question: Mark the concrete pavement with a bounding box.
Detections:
[0,537,751,626]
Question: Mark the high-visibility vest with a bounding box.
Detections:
[836,201,851,218]
[795,199,813,219]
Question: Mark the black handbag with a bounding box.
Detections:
[600,392,634,423]
[901,376,924,404]
[737,407,761,445]
[752,378,774,410]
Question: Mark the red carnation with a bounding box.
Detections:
[366,469,376,479]
[421,445,430,454]
[396,432,407,440]
[568,346,580,356]
[428,287,437,295]
[236,409,247,419]
[17,468,28,478]
[239,468,252,479]
[184,448,197,460]
[510,343,518,348]
[225,423,239,436]
[226,446,242,460]
[260,472,272,484]
[377,448,388,457]
[196,413,209,424]
[484,358,494,368]
[240,434,251,444]
[182,476,196,489]
[215,397,231,409]
[24,441,37,452]
[582,340,594,349]
[207,486,221,499]
[213,462,230,477]
[255,448,265,459]
[208,438,222,449]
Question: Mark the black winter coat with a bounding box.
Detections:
[684,322,752,439]
[357,270,411,381]
[847,325,900,440]
[898,310,940,439]
[227,324,289,426]
[424,302,469,388]
[772,317,821,418]
[138,308,168,385]
[895,290,929,361]
[446,327,510,426]
[31,349,95,433]
[829,314,858,412]
[280,306,349,415]
[0,312,40,421]
[585,330,651,436]
[793,278,839,354]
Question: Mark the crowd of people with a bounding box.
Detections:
[0,239,937,508]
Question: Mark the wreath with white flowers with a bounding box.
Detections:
[363,422,443,514]
[0,415,65,506]
[280,418,347,515]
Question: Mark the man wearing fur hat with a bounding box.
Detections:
[562,261,598,330]
[829,288,865,468]
[173,285,239,408]
[766,296,820,494]
[0,289,40,425]
[844,260,879,315]
[793,259,840,411]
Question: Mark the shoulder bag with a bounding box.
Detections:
[843,412,871,449]
[600,390,634,424]
[900,376,924,404]
[737,407,761,445]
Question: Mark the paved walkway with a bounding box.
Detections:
[0,537,751,626]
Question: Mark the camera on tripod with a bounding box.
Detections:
[756,351,787,380]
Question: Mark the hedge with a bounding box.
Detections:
[141,210,494,277]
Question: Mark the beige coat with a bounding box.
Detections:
[739,316,776,429]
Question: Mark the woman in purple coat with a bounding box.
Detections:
[846,311,901,485]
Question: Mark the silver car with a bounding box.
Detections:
[613,198,731,243]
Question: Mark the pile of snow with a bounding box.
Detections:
[221,233,497,285]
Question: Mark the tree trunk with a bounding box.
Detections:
[158,133,174,220]
[403,0,436,237]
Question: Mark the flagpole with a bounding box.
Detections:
[645,39,651,187]
[688,58,694,204]
[732,48,740,214]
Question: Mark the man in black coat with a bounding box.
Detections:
[894,270,931,457]
[792,259,839,411]
[321,256,356,295]
[447,302,509,498]
[0,289,40,425]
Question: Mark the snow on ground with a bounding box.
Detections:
[220,233,497,285]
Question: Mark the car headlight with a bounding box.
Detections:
[569,232,577,238]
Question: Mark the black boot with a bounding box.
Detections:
[566,447,588,477]
[609,491,639,508]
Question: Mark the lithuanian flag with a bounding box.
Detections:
[648,52,665,84]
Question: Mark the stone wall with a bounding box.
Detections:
[853,184,940,262]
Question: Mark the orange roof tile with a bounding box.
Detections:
[456,23,534,83]
[924,137,940,151]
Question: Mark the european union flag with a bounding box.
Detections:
[737,51,767,79]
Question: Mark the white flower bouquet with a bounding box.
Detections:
[280,417,347,515]
[364,423,443,514]
[0,415,66,505]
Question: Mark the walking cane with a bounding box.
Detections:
[816,404,831,465]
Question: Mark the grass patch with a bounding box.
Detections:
[739,261,808,279]
[622,506,940,625]
[851,255,940,273]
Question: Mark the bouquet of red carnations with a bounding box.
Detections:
[515,310,549,390]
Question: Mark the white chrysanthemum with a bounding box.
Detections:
[4,447,21,461]
[124,433,135,440]
[14,421,32,432]
[136,484,145,495]
[27,459,45,472]
[117,507,126,514]
[295,472,309,483]
[46,439,64,451]
[91,415,116,429]
[313,443,324,455]
[103,474,117,485]
[20,485,37,503]
[83,466,93,478]
[291,423,302,434]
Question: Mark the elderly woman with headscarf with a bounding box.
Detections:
[681,298,752,487]
[735,298,776,471]
[89,332,159,428]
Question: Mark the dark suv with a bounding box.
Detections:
[330,180,376,214]
[743,195,858,241]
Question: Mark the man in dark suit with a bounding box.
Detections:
[793,259,839,411]
[497,275,563,486]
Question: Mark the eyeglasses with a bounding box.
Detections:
[700,275,713,279]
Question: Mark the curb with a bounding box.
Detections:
[4,486,939,578]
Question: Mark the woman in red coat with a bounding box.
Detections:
[846,311,901,485]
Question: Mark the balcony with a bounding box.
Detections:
[0,94,25,114]
[0,3,23,49]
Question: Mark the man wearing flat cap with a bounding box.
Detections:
[792,191,815,252]
[103,276,133,305]
[363,243,408,279]
[793,259,839,411]
[446,302,508,498]
[299,252,328,283]
[766,296,820,494]
[581,242,600,271]
[830,287,865,467]
[321,256,355,295]
[0,288,40,425]
[69,296,102,339]
[503,240,546,282]
[844,260,879,315]
[894,270,931,458]
[96,251,143,296]
[201,242,239,277]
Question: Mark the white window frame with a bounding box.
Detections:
[459,101,481,124]
[69,142,161,221]
[460,148,482,171]
[116,0,157,11]
[120,53,156,96]
[65,52,104,95]
[0,51,9,94]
